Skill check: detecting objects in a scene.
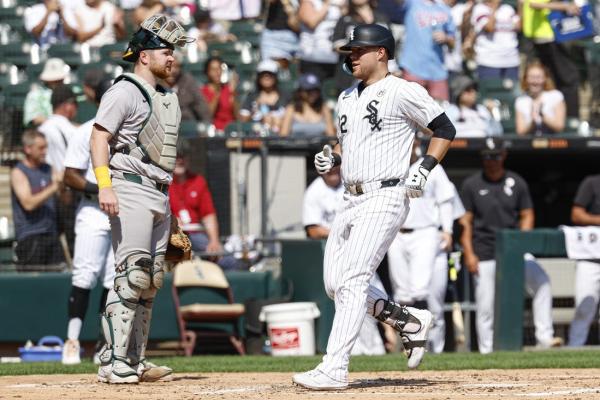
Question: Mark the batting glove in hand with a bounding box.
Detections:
[406,165,430,198]
[314,144,334,175]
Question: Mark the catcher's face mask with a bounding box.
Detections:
[123,14,195,62]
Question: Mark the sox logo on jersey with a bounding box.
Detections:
[364,100,382,131]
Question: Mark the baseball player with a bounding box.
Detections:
[387,136,455,310]
[568,174,600,347]
[303,168,387,356]
[61,72,114,365]
[293,24,456,391]
[90,14,194,384]
[428,184,465,353]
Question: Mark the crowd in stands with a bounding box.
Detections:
[1,0,596,139]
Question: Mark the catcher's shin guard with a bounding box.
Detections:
[125,252,154,290]
[126,288,172,382]
[127,288,156,366]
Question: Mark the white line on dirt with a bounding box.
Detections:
[463,383,530,388]
[193,385,271,395]
[516,387,600,397]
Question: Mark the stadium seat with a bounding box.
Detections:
[98,42,130,67]
[76,62,123,83]
[47,43,91,68]
[478,78,519,134]
[229,20,262,48]
[1,82,31,109]
[0,42,39,67]
[171,259,246,356]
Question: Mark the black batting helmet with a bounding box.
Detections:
[340,24,395,60]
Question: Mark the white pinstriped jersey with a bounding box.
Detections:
[335,75,444,185]
[64,119,96,183]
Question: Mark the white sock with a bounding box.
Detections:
[67,318,82,341]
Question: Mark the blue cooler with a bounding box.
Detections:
[19,336,64,362]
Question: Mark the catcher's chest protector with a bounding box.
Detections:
[115,73,181,172]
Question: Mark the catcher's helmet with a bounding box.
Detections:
[123,14,195,62]
[340,24,395,60]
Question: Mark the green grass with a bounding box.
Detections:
[2,350,600,376]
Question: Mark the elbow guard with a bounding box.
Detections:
[427,112,456,141]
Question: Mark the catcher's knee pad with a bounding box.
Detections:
[151,254,167,289]
[121,252,153,290]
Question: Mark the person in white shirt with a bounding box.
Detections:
[38,84,79,258]
[24,0,78,48]
[74,0,125,47]
[446,75,502,137]
[515,61,566,136]
[38,84,79,173]
[471,0,520,81]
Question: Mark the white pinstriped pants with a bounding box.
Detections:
[474,256,554,354]
[317,187,409,382]
[71,199,115,290]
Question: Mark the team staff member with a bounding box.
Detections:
[91,14,194,384]
[568,174,600,346]
[61,73,114,365]
[293,24,456,391]
[459,138,560,354]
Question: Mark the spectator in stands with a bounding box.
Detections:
[260,0,300,74]
[471,0,520,81]
[446,75,502,137]
[74,0,125,47]
[38,84,78,173]
[331,0,388,93]
[568,174,600,347]
[399,0,456,102]
[240,60,289,134]
[132,0,165,26]
[459,138,562,353]
[207,0,262,24]
[169,154,241,270]
[188,7,236,53]
[443,0,470,88]
[23,58,69,128]
[10,129,64,269]
[521,0,580,118]
[515,61,566,136]
[297,0,344,82]
[163,51,211,123]
[279,73,335,137]
[38,84,79,256]
[24,0,78,48]
[200,56,239,132]
[302,166,388,355]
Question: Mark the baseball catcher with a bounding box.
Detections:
[91,14,194,384]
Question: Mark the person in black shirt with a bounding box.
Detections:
[459,138,560,353]
[568,174,600,346]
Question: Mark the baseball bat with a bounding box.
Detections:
[449,251,466,351]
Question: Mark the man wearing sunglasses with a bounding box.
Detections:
[459,137,561,353]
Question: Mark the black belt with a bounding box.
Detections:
[122,172,169,195]
[345,178,402,195]
[400,228,414,233]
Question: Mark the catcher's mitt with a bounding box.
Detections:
[165,220,192,263]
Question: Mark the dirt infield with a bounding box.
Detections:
[2,369,600,399]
